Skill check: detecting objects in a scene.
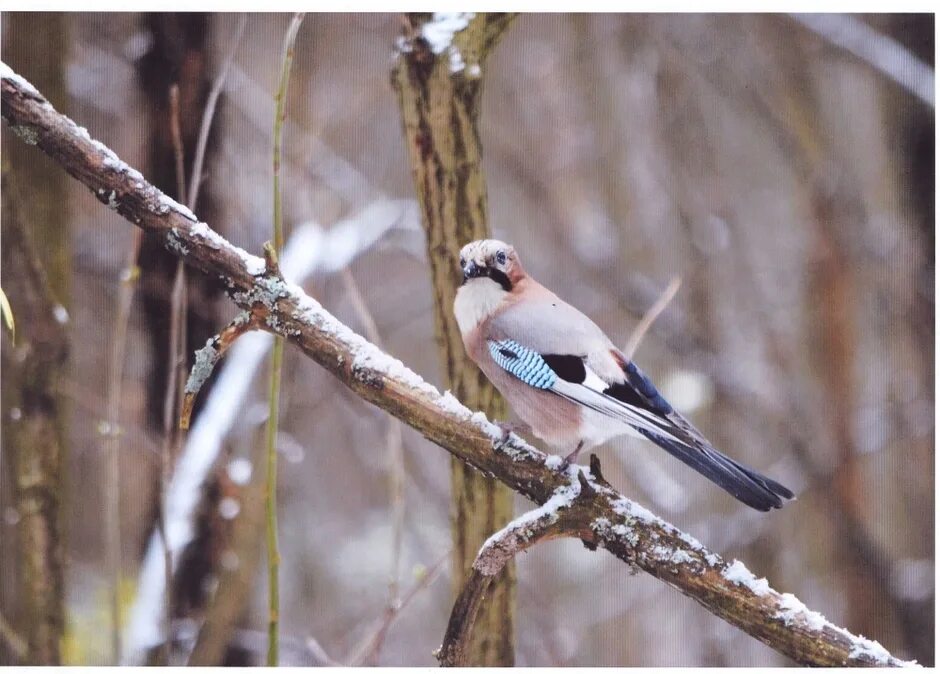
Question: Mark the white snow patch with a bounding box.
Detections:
[722,559,771,596]
[394,35,412,55]
[611,496,662,527]
[421,12,474,54]
[448,45,466,73]
[159,194,198,222]
[476,479,581,570]
[776,592,828,630]
[847,636,896,664]
[650,545,695,565]
[545,454,564,469]
[0,60,41,95]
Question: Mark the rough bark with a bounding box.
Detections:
[0,15,69,664]
[185,450,265,666]
[0,174,68,665]
[1,63,917,668]
[391,12,517,666]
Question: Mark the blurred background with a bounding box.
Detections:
[0,12,933,666]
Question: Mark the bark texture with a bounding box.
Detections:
[0,63,917,668]
[0,175,68,665]
[391,12,517,666]
[0,14,69,664]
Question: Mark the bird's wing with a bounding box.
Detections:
[486,337,794,511]
[490,292,617,369]
[485,337,680,440]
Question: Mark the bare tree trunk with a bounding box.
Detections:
[135,11,222,432]
[133,15,226,662]
[0,13,69,665]
[1,176,68,665]
[392,13,517,666]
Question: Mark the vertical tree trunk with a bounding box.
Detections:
[133,13,224,661]
[135,12,222,432]
[392,12,517,666]
[0,13,70,665]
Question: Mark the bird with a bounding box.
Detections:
[452,238,795,511]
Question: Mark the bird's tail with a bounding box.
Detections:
[637,427,795,512]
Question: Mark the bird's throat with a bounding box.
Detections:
[454,278,508,334]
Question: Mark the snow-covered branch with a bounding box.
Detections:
[0,62,915,668]
[438,468,587,666]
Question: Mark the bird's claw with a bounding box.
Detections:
[493,421,529,452]
[558,440,585,472]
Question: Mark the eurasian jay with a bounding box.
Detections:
[453,239,794,511]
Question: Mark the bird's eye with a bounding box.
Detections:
[459,256,465,267]
[495,251,507,265]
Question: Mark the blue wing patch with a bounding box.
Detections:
[487,339,558,390]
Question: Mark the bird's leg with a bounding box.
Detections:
[560,440,585,470]
[493,420,529,450]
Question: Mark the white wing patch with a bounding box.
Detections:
[551,363,693,447]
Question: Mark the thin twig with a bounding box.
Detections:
[341,268,406,642]
[346,550,449,666]
[102,228,144,665]
[0,609,28,663]
[179,312,257,429]
[622,276,682,362]
[168,85,187,207]
[266,13,304,666]
[187,14,248,211]
[305,635,343,667]
[159,84,191,665]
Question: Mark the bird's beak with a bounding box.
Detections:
[463,260,484,281]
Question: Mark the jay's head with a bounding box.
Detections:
[458,239,524,292]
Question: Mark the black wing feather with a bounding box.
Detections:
[541,354,586,383]
[610,352,794,511]
[635,427,793,511]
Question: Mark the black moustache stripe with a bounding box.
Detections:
[486,268,513,291]
[460,266,513,291]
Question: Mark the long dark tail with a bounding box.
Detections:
[637,428,795,511]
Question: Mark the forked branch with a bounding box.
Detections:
[438,468,594,666]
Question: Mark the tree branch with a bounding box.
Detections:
[438,472,586,666]
[0,62,915,668]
